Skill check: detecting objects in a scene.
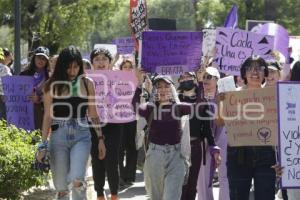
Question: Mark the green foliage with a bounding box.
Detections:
[0,47,4,60]
[1,0,300,55]
[0,120,44,200]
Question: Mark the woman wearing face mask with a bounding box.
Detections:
[226,55,276,200]
[20,46,50,130]
[177,72,220,200]
[89,48,122,200]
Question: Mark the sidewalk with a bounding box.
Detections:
[22,168,282,200]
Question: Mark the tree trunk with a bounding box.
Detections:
[264,0,278,20]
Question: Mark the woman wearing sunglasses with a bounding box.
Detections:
[227,55,276,200]
[197,67,230,200]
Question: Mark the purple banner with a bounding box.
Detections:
[114,37,135,55]
[257,23,289,60]
[86,70,137,124]
[2,76,35,130]
[141,31,203,75]
[215,27,274,76]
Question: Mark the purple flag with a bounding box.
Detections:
[224,5,238,29]
[2,76,35,130]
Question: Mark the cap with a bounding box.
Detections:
[205,67,220,79]
[153,75,174,85]
[34,46,50,60]
[267,61,281,71]
[179,72,196,80]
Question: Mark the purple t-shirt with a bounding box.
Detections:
[139,103,192,145]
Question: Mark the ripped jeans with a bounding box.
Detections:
[49,118,91,200]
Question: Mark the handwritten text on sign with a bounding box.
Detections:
[86,70,137,123]
[130,0,147,42]
[278,82,300,188]
[214,27,274,76]
[222,87,277,146]
[2,76,35,130]
[114,37,135,55]
[141,31,203,75]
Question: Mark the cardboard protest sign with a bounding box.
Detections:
[202,29,216,57]
[93,44,118,58]
[2,76,35,130]
[214,27,274,76]
[130,0,148,51]
[277,82,300,188]
[114,37,135,55]
[86,70,137,123]
[221,87,277,146]
[141,31,202,75]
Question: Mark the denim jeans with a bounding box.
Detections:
[227,146,276,200]
[288,189,300,200]
[49,118,91,200]
[144,143,187,200]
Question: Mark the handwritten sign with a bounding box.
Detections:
[214,27,274,76]
[202,29,216,57]
[141,31,203,75]
[221,87,277,146]
[130,0,148,51]
[114,37,135,55]
[2,76,35,130]
[86,70,137,123]
[278,82,300,188]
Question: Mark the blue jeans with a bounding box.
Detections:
[144,143,187,200]
[49,118,91,200]
[227,146,276,200]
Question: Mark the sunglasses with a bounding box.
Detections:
[203,74,214,80]
[246,66,265,73]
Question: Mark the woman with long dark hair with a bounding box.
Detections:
[37,46,106,200]
[20,46,50,129]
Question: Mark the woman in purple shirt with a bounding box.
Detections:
[132,75,194,200]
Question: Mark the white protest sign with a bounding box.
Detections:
[278,82,300,188]
[202,29,216,57]
[217,76,236,93]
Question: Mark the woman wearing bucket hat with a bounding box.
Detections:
[177,71,220,200]
[20,46,50,130]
